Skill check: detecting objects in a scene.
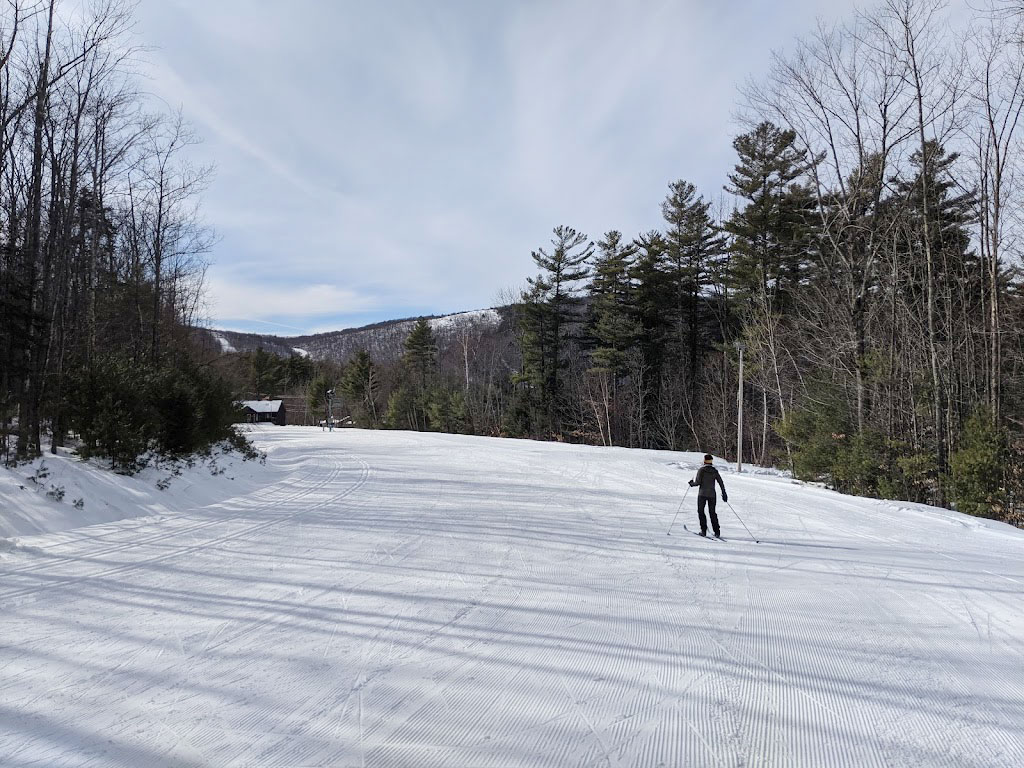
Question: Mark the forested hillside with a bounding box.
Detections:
[205,308,505,364]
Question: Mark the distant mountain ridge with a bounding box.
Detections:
[202,308,510,365]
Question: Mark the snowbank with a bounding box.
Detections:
[0,442,272,541]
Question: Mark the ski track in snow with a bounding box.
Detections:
[1,428,1023,767]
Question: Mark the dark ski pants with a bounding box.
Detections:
[697,496,720,536]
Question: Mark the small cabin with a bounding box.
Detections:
[237,399,286,426]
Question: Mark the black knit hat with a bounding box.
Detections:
[704,454,713,463]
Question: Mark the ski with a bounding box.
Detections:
[683,525,724,540]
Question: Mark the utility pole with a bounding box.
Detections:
[735,342,745,474]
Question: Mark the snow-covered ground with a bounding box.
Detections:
[0,446,273,540]
[1,428,1022,767]
[211,332,237,354]
[428,308,501,332]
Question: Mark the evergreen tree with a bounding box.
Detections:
[891,141,980,315]
[385,385,418,431]
[725,121,815,312]
[587,230,640,375]
[660,180,727,396]
[891,141,981,483]
[950,407,1008,518]
[403,318,438,390]
[340,349,380,427]
[426,387,469,434]
[517,225,593,434]
[393,319,439,431]
[250,348,283,398]
[308,373,334,420]
[724,123,816,463]
[283,354,315,389]
[510,281,553,436]
[630,230,671,382]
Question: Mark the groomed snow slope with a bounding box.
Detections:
[1,427,1022,767]
[0,446,276,539]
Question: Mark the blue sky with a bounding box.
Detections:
[136,0,894,334]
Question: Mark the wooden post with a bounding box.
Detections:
[736,342,745,474]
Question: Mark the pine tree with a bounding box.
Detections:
[891,141,980,478]
[723,123,816,463]
[587,230,639,375]
[517,225,593,434]
[283,354,315,390]
[725,121,815,312]
[950,407,1008,518]
[385,385,418,431]
[340,349,379,426]
[892,141,979,312]
[393,319,438,431]
[250,348,283,398]
[403,318,438,390]
[426,387,469,434]
[660,181,727,393]
[630,230,670,380]
[308,373,334,419]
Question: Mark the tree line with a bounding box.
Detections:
[0,0,235,469]
[510,0,1024,522]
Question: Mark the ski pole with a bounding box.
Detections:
[725,500,759,543]
[666,485,691,536]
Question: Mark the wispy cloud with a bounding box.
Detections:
[145,53,323,199]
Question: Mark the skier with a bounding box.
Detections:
[688,454,727,537]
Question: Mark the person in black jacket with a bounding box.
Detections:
[689,454,727,537]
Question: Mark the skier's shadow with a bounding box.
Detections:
[755,539,858,551]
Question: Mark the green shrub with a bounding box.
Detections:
[879,444,936,504]
[384,385,418,430]
[778,397,939,503]
[68,353,242,469]
[426,388,470,434]
[950,408,1008,519]
[832,429,886,496]
[776,403,847,483]
[69,355,154,469]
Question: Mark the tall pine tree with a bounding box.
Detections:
[725,121,815,312]
[403,318,438,389]
[518,225,593,434]
[660,181,727,399]
[587,230,639,375]
[341,349,379,426]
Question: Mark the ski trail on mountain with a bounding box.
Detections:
[1,428,1023,767]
